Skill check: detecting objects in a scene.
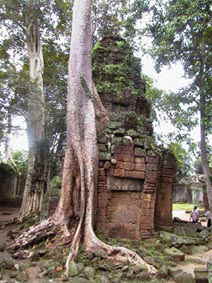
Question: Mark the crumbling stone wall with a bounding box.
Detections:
[93,36,176,240]
[155,152,176,229]
[0,163,25,205]
[96,145,160,239]
[0,163,17,203]
[173,184,193,203]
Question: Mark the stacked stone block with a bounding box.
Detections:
[93,36,176,240]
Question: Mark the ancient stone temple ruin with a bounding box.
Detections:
[93,36,176,240]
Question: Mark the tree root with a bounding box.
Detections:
[8,218,55,251]
[8,215,157,276]
[65,227,157,275]
[84,230,157,274]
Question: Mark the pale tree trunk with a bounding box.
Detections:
[19,15,47,220]
[203,184,209,210]
[200,92,212,211]
[53,0,156,274]
[5,110,11,161]
[198,52,212,212]
[53,147,80,227]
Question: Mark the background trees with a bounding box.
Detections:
[93,0,149,43]
[147,0,212,209]
[0,0,72,218]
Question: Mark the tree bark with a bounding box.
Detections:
[200,91,212,211]
[203,184,209,210]
[19,13,47,220]
[5,110,11,161]
[198,49,212,211]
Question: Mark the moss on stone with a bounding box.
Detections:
[92,36,143,97]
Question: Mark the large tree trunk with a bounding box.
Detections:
[5,110,11,161]
[53,0,156,274]
[203,184,209,210]
[200,92,212,211]
[19,15,47,220]
[198,52,212,212]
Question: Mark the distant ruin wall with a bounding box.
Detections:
[173,184,203,204]
[155,152,176,228]
[0,163,25,205]
[173,184,192,203]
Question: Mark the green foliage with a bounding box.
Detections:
[116,40,125,48]
[43,41,68,169]
[92,41,105,53]
[50,175,61,195]
[0,0,70,175]
[7,151,28,175]
[0,162,15,176]
[93,37,142,96]
[145,0,212,176]
[168,143,190,175]
[142,74,164,121]
[173,203,201,211]
[93,0,149,45]
[147,0,212,125]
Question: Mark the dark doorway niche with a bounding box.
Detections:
[108,176,144,192]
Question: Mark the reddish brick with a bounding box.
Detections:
[146,172,158,183]
[115,153,124,161]
[134,147,146,157]
[134,163,145,171]
[162,168,175,176]
[99,161,104,167]
[146,163,158,171]
[97,185,105,189]
[98,181,106,185]
[98,168,106,176]
[113,145,134,154]
[116,161,135,170]
[135,157,145,164]
[142,193,154,201]
[140,216,152,223]
[146,156,160,163]
[125,170,145,179]
[115,152,134,162]
[116,161,125,169]
[113,168,125,177]
[161,176,174,183]
[142,201,152,209]
[98,179,106,185]
[123,155,134,162]
[113,145,126,154]
[123,162,134,170]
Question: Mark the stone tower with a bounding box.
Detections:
[93,36,176,239]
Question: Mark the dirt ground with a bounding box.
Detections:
[0,206,19,223]
[173,209,208,226]
[0,206,211,282]
[0,205,19,242]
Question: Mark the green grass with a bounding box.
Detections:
[173,203,196,211]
